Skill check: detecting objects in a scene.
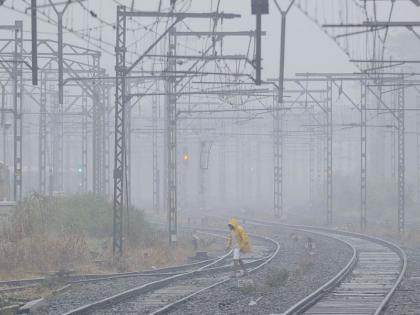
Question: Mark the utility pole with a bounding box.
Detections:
[256,140,261,202]
[360,80,367,231]
[39,71,47,195]
[251,0,268,85]
[1,84,6,163]
[417,95,420,202]
[81,92,88,192]
[166,26,177,246]
[47,0,72,105]
[325,79,333,226]
[152,94,159,211]
[273,0,295,218]
[113,5,127,257]
[31,0,38,85]
[219,139,226,203]
[92,55,105,195]
[397,77,405,234]
[309,137,315,209]
[12,21,23,201]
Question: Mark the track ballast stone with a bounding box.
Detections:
[169,228,352,315]
[383,247,420,314]
[36,275,163,315]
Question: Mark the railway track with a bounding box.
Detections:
[241,219,406,315]
[4,221,404,315]
[54,230,279,315]
[0,256,225,297]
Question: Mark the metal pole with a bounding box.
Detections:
[31,0,38,85]
[57,13,64,105]
[105,88,111,197]
[166,27,178,246]
[81,92,88,192]
[199,140,206,210]
[417,95,420,202]
[309,131,315,210]
[92,55,106,195]
[326,79,333,226]
[39,72,47,195]
[274,11,287,218]
[113,5,127,257]
[219,138,226,202]
[13,21,23,201]
[100,82,107,195]
[1,84,6,163]
[256,140,261,201]
[397,79,405,234]
[360,80,367,231]
[152,94,159,211]
[255,13,262,85]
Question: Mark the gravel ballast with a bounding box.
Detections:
[36,275,163,315]
[169,227,353,315]
[383,247,420,314]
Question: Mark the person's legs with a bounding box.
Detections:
[238,259,248,275]
[233,260,239,277]
[232,248,241,277]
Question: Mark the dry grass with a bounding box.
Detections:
[0,195,223,279]
[94,235,199,272]
[0,196,93,280]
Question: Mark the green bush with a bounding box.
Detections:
[15,193,151,241]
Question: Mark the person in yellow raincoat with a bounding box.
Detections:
[225,218,251,277]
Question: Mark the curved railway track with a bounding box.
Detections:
[3,222,405,315]
[242,219,406,315]
[57,230,279,315]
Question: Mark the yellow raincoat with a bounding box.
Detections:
[227,218,251,253]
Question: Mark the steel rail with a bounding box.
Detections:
[149,232,280,315]
[62,229,278,315]
[243,218,407,315]
[0,251,225,288]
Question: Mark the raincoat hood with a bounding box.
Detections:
[228,218,238,229]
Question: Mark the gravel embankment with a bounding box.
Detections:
[169,228,352,315]
[36,275,163,314]
[91,273,229,315]
[384,247,420,314]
